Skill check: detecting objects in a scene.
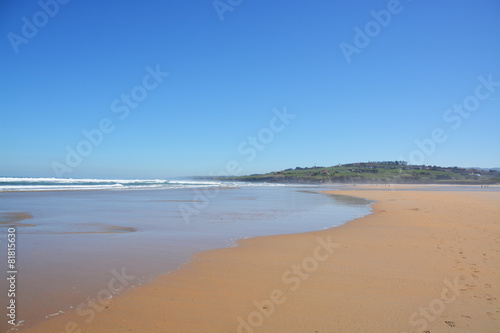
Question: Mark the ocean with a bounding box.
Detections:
[0,178,372,331]
[0,177,253,192]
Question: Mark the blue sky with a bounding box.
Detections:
[1,0,499,179]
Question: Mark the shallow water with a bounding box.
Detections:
[0,185,371,331]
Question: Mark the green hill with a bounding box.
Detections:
[209,161,500,184]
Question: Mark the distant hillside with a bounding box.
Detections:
[466,167,500,172]
[206,161,500,184]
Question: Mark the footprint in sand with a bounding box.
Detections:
[484,283,491,288]
[484,294,496,301]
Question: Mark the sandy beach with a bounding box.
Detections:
[21,187,500,333]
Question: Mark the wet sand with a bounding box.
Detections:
[20,188,500,332]
[0,212,35,227]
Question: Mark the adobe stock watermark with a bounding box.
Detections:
[6,228,17,328]
[51,64,169,177]
[399,74,499,165]
[178,106,296,224]
[400,276,466,333]
[236,235,340,333]
[213,0,243,21]
[7,0,70,54]
[58,267,135,333]
[339,0,404,64]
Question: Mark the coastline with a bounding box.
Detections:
[20,187,500,332]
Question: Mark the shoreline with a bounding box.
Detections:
[19,187,500,332]
[3,186,368,332]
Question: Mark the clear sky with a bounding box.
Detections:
[1,0,499,179]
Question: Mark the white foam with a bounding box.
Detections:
[0,177,308,192]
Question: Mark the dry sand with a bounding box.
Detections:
[21,188,500,333]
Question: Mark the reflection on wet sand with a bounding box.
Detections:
[0,211,35,227]
[0,212,136,234]
[46,223,137,234]
[326,193,373,206]
[23,223,137,234]
[296,190,373,206]
[150,200,204,202]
